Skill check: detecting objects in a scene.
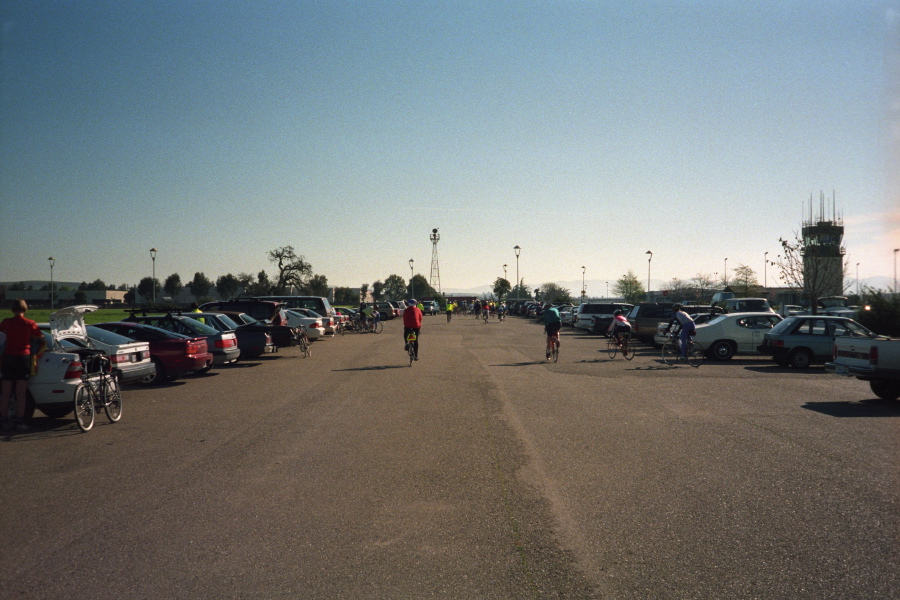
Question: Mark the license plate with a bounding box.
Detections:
[835,364,849,375]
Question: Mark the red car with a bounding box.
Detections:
[93,322,213,384]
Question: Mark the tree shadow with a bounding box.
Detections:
[491,361,550,367]
[802,399,900,417]
[332,365,410,372]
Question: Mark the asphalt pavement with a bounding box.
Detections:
[2,314,897,599]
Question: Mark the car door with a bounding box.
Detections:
[792,318,831,357]
[746,316,780,351]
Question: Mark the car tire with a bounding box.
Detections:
[788,348,812,369]
[39,406,71,420]
[709,340,735,361]
[869,379,900,401]
[139,358,166,386]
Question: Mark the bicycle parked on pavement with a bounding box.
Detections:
[73,352,123,432]
[661,330,704,367]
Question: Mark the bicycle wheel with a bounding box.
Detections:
[661,341,679,366]
[552,342,559,363]
[103,375,123,423]
[74,384,94,432]
[606,337,618,359]
[623,336,636,361]
[373,321,383,334]
[687,342,704,368]
[299,337,310,358]
[408,345,415,366]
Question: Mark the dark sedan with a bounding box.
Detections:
[123,313,240,366]
[216,311,298,349]
[187,312,276,359]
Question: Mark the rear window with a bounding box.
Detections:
[87,325,134,345]
[579,304,625,315]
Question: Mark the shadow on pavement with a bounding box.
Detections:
[332,365,410,372]
[802,399,900,417]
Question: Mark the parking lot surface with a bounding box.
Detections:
[2,315,897,599]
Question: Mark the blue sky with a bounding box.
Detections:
[2,1,898,294]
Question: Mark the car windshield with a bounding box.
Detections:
[87,325,135,345]
[177,316,219,334]
[832,320,873,338]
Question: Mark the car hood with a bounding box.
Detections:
[49,305,98,343]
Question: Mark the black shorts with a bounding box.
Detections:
[545,322,561,336]
[612,325,631,335]
[1,355,31,381]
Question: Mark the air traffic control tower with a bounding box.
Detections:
[801,194,845,297]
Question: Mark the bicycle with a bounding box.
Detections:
[406,331,417,366]
[546,332,559,363]
[606,331,636,361]
[368,317,383,334]
[446,310,452,323]
[73,352,123,432]
[482,311,489,325]
[661,330,704,367]
[297,327,311,358]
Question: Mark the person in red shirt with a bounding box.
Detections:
[0,299,47,432]
[402,299,423,361]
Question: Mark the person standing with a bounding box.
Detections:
[403,299,423,361]
[0,299,47,432]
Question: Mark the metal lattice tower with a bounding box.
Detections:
[429,228,441,295]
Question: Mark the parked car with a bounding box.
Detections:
[690,312,783,360]
[254,295,336,319]
[11,305,105,420]
[627,302,677,342]
[373,302,397,320]
[289,307,336,336]
[572,302,633,332]
[283,310,326,340]
[757,315,874,368]
[123,313,240,366]
[559,306,578,327]
[200,299,287,323]
[93,322,213,384]
[43,322,156,386]
[716,297,774,313]
[653,311,722,345]
[421,301,440,315]
[213,311,298,349]
[187,312,275,359]
[826,333,900,399]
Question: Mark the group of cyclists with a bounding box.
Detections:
[542,302,697,363]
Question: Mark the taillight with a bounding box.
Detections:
[769,340,784,348]
[109,354,128,364]
[870,347,878,365]
[187,340,205,354]
[215,338,236,349]
[64,360,83,380]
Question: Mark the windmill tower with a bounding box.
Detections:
[429,228,441,295]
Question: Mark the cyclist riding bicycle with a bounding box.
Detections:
[662,304,696,360]
[543,303,562,360]
[606,310,633,355]
[403,298,423,360]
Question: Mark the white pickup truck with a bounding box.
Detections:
[825,337,900,400]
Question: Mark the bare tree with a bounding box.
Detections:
[731,264,760,297]
[774,234,847,314]
[268,246,313,293]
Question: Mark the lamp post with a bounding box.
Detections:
[856,262,860,297]
[764,251,769,289]
[514,245,521,301]
[645,251,652,297]
[503,264,507,280]
[581,266,586,302]
[409,258,414,299]
[894,249,899,296]
[149,248,157,304]
[724,257,728,287]
[48,257,55,310]
[606,281,609,298]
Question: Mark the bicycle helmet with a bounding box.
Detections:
[408,299,417,306]
[672,304,682,311]
[613,310,622,316]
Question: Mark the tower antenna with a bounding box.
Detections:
[429,228,441,295]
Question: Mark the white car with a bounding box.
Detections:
[1,305,106,421]
[284,310,326,340]
[690,312,783,360]
[573,302,632,331]
[290,307,336,336]
[42,323,155,386]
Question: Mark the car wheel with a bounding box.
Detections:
[869,380,900,401]
[709,340,735,361]
[139,358,166,386]
[39,406,71,420]
[788,348,812,369]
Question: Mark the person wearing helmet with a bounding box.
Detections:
[606,309,633,356]
[663,304,696,360]
[403,299,423,360]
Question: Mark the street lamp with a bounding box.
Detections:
[894,249,899,296]
[581,266,586,301]
[503,264,507,280]
[48,257,55,310]
[149,248,157,304]
[724,257,728,287]
[764,251,769,289]
[409,258,414,299]
[645,251,652,296]
[856,262,860,297]
[606,281,609,298]
[514,245,521,301]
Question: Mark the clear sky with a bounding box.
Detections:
[2,1,898,295]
